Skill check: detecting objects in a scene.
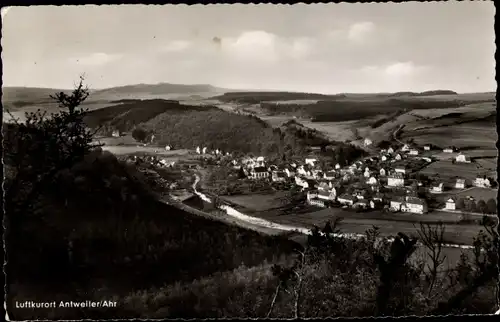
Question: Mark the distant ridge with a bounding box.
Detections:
[91,82,228,95]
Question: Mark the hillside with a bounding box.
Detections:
[83,99,328,156]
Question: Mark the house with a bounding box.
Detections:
[379,168,387,176]
[323,171,336,180]
[388,173,405,187]
[335,163,341,170]
[402,196,428,214]
[364,138,373,146]
[353,190,367,200]
[381,155,390,162]
[112,130,121,137]
[443,147,455,153]
[256,156,265,167]
[318,181,332,192]
[308,197,327,208]
[391,196,428,214]
[372,193,384,202]
[394,154,402,161]
[401,144,410,152]
[409,149,419,156]
[364,170,371,178]
[474,177,491,188]
[202,147,208,154]
[317,189,337,201]
[268,165,278,172]
[196,146,201,154]
[431,183,444,193]
[305,158,318,166]
[424,145,431,151]
[354,199,369,209]
[284,168,296,178]
[370,199,384,209]
[387,147,395,154]
[394,166,406,174]
[250,167,269,179]
[366,176,378,185]
[390,197,405,211]
[295,176,308,189]
[271,171,287,182]
[445,198,456,210]
[306,190,318,201]
[342,174,350,182]
[455,154,472,163]
[296,166,308,176]
[422,157,432,163]
[165,145,171,151]
[455,178,466,189]
[337,194,355,206]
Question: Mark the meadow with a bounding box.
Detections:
[221,192,288,212]
[419,160,487,181]
[450,187,498,202]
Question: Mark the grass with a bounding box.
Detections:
[451,187,498,202]
[419,161,485,181]
[101,145,191,157]
[221,192,287,212]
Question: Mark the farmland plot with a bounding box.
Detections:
[222,192,288,212]
[451,187,498,202]
[419,161,484,181]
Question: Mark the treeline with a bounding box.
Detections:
[214,91,338,104]
[323,142,368,167]
[259,98,466,122]
[83,99,215,132]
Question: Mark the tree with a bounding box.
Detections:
[456,198,466,210]
[132,127,148,143]
[486,198,497,214]
[477,200,488,214]
[416,222,447,298]
[468,200,477,213]
[4,76,95,278]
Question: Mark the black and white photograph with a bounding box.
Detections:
[2,2,498,319]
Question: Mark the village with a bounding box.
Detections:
[113,131,497,222]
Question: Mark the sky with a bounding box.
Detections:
[1,3,496,94]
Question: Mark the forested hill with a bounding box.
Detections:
[83,99,324,157]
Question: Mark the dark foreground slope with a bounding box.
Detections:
[5,145,299,320]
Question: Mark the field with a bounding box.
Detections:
[221,192,287,212]
[419,160,485,181]
[450,187,498,202]
[101,145,191,157]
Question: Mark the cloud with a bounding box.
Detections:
[347,21,375,43]
[384,61,427,77]
[287,37,315,60]
[71,52,122,66]
[224,30,279,63]
[160,40,192,53]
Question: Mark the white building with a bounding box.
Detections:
[364,170,371,178]
[196,146,201,154]
[284,168,296,178]
[256,156,265,167]
[388,173,405,187]
[271,171,287,182]
[394,154,402,161]
[395,167,406,174]
[409,149,419,156]
[424,145,431,151]
[165,145,171,151]
[379,168,387,176]
[387,147,395,154]
[456,154,472,163]
[335,163,341,169]
[431,183,444,193]
[455,178,466,189]
[474,177,491,188]
[364,138,373,146]
[443,147,454,153]
[112,130,120,137]
[308,197,327,208]
[401,144,410,152]
[381,155,389,162]
[249,167,269,180]
[323,171,336,180]
[305,158,318,166]
[366,176,378,185]
[391,196,428,214]
[445,198,456,210]
[338,194,355,206]
[202,147,208,154]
